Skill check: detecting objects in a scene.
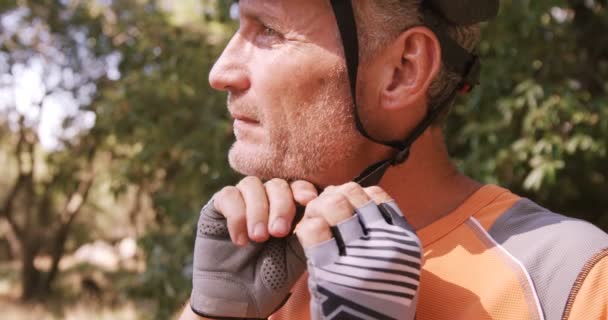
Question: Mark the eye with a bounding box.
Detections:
[255,23,283,46]
[262,25,279,37]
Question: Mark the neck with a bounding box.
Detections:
[379,127,482,231]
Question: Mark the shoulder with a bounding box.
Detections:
[489,198,608,252]
[563,249,608,319]
[488,198,608,320]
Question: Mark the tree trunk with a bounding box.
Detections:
[42,226,69,295]
[20,241,43,301]
[39,153,96,297]
[0,219,21,260]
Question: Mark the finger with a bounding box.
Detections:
[213,186,248,246]
[363,186,394,205]
[363,186,399,225]
[236,176,270,243]
[295,217,332,249]
[290,180,319,205]
[333,182,371,208]
[305,192,355,227]
[322,185,337,195]
[265,179,296,238]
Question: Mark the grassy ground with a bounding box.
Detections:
[0,261,159,320]
[0,296,142,320]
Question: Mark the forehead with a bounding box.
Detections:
[238,0,343,55]
[238,0,291,16]
[238,0,333,28]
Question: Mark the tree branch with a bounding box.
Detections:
[127,185,144,237]
[21,126,37,234]
[1,175,25,237]
[45,147,98,291]
[0,219,21,259]
[0,117,28,236]
[59,146,97,227]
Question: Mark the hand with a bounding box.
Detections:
[296,183,422,320]
[215,177,319,245]
[190,177,318,319]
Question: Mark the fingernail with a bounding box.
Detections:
[253,222,267,239]
[272,218,289,235]
[237,234,249,246]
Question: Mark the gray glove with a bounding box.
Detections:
[190,200,307,319]
[305,201,422,320]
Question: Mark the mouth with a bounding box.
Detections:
[232,114,258,124]
[230,112,262,137]
[230,112,260,125]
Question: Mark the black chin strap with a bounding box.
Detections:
[353,88,459,187]
[329,0,481,187]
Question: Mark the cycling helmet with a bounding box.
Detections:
[328,0,500,186]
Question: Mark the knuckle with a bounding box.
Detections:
[238,176,261,187]
[295,222,312,244]
[226,210,246,225]
[298,218,327,237]
[325,193,352,212]
[266,178,288,188]
[307,217,328,231]
[290,180,307,189]
[333,193,350,207]
[340,182,361,194]
[303,198,322,218]
[304,198,327,218]
[291,180,317,195]
[365,186,390,201]
[324,185,337,193]
[296,180,314,187]
[298,216,333,248]
[291,181,319,205]
[217,186,239,202]
[366,186,385,195]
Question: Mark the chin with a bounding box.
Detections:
[227,137,359,185]
[228,141,322,182]
[228,142,284,180]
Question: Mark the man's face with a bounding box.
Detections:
[209,0,370,185]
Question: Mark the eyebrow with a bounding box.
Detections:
[238,1,285,28]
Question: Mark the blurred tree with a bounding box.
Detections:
[0,3,114,300]
[89,1,238,316]
[447,0,608,230]
[0,0,236,309]
[0,0,606,317]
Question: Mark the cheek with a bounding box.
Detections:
[268,47,342,110]
[247,53,291,125]
[250,46,346,126]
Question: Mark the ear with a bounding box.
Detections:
[380,26,442,111]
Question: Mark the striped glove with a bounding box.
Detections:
[305,201,422,320]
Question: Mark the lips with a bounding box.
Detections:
[230,111,260,124]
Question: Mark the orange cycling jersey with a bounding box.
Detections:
[271,185,608,320]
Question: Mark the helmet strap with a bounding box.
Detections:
[329,0,480,187]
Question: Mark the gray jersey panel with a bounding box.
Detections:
[489,199,608,320]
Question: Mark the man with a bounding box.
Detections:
[181,0,608,319]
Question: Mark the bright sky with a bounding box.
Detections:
[0,7,120,151]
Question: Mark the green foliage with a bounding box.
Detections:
[1,0,607,317]
[1,0,238,312]
[84,1,239,317]
[0,0,118,300]
[447,0,608,229]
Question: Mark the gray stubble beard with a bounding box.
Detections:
[227,100,363,184]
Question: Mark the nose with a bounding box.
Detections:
[209,33,251,93]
